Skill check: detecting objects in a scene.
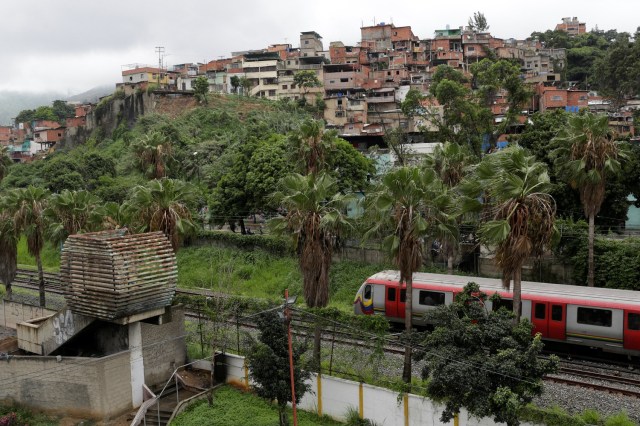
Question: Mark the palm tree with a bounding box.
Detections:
[464,146,556,321]
[270,172,354,370]
[132,131,173,179]
[127,179,196,252]
[363,167,457,383]
[553,112,626,287]
[44,189,102,248]
[0,145,12,184]
[424,142,476,273]
[7,186,49,307]
[288,119,333,175]
[97,201,133,230]
[0,204,18,300]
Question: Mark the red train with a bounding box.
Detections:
[354,271,640,356]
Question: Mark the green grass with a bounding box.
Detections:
[0,405,59,426]
[172,385,343,426]
[17,237,61,272]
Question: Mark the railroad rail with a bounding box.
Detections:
[546,374,640,398]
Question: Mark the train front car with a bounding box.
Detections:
[354,281,374,316]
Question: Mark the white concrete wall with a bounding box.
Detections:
[220,353,540,426]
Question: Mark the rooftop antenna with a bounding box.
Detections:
[155,46,165,69]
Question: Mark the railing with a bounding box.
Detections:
[129,385,157,426]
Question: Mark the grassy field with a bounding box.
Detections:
[15,239,387,311]
[172,386,343,426]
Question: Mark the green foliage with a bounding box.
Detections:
[17,237,60,271]
[416,282,558,426]
[0,405,59,426]
[113,89,126,100]
[193,76,210,104]
[247,310,311,425]
[52,100,75,122]
[197,230,292,256]
[293,70,322,95]
[570,236,640,289]
[171,386,341,426]
[344,407,380,426]
[468,11,490,32]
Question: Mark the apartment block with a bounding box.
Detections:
[555,17,586,36]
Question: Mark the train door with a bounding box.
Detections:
[623,310,640,351]
[385,285,407,320]
[531,302,548,337]
[548,303,566,340]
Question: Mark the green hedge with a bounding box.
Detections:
[196,230,293,256]
[572,237,640,290]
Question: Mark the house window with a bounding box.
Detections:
[418,291,445,306]
[577,307,612,327]
[468,46,475,52]
[268,90,276,96]
[629,313,640,331]
[282,85,288,89]
[551,95,563,101]
[340,78,348,83]
[304,40,309,45]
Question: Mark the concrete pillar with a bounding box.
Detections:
[129,322,145,407]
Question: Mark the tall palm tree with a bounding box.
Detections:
[0,145,12,184]
[288,119,333,175]
[7,186,49,307]
[0,204,18,300]
[44,189,102,248]
[424,142,476,272]
[270,172,354,370]
[553,112,626,287]
[363,167,457,383]
[97,201,133,230]
[126,179,196,252]
[463,146,556,321]
[132,131,173,179]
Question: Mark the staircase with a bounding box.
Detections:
[15,306,95,355]
[142,379,200,426]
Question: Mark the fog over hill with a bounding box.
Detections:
[0,84,113,125]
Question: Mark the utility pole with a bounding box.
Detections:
[284,289,298,426]
[155,46,165,87]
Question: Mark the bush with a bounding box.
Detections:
[196,230,292,256]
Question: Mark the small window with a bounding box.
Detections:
[364,284,372,300]
[282,85,288,89]
[577,307,612,327]
[551,95,563,101]
[419,291,445,306]
[535,303,546,320]
[628,313,640,331]
[340,78,348,83]
[388,287,396,302]
[400,289,406,303]
[551,305,563,321]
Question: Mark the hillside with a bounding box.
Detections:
[0,90,63,125]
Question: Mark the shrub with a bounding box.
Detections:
[196,230,292,256]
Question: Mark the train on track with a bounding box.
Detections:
[354,271,640,356]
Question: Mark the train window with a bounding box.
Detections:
[419,291,445,306]
[534,303,546,320]
[551,305,563,321]
[388,287,396,302]
[364,285,372,300]
[577,307,612,327]
[492,299,521,312]
[400,289,406,303]
[628,313,640,331]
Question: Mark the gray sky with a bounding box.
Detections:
[2,0,638,95]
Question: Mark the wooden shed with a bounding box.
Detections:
[60,230,177,320]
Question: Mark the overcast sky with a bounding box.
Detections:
[2,0,638,95]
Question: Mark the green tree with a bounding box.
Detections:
[14,109,36,125]
[467,11,490,32]
[423,142,476,273]
[363,167,456,383]
[553,112,627,287]
[463,147,556,320]
[97,201,133,230]
[246,311,310,426]
[415,282,557,425]
[230,75,240,95]
[400,88,426,119]
[592,34,640,107]
[239,76,253,96]
[293,70,322,99]
[44,190,102,248]
[33,106,58,122]
[7,186,49,306]
[192,76,210,104]
[132,131,174,179]
[0,146,12,185]
[0,203,18,300]
[270,173,354,369]
[51,100,75,122]
[246,135,290,210]
[127,179,196,252]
